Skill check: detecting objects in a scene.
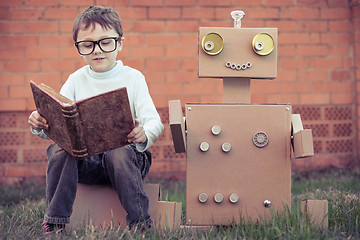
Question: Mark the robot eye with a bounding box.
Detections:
[252,33,274,56]
[201,32,224,56]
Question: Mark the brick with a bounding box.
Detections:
[265,20,297,31]
[4,35,38,47]
[329,45,350,56]
[0,8,7,20]
[180,33,197,45]
[60,47,78,59]
[279,58,311,69]
[328,0,350,7]
[148,82,182,96]
[149,7,181,19]
[147,59,179,71]
[96,0,129,6]
[165,46,197,58]
[133,20,166,33]
[166,71,198,82]
[10,86,32,98]
[9,8,43,20]
[60,0,96,6]
[246,8,280,19]
[321,8,350,19]
[329,20,351,32]
[0,131,26,146]
[26,47,59,59]
[130,46,164,58]
[6,60,40,72]
[25,0,58,6]
[60,20,73,33]
[278,45,296,57]
[0,48,25,60]
[298,20,328,32]
[146,34,178,46]
[320,33,351,44]
[298,70,329,81]
[331,70,351,82]
[297,45,327,56]
[300,94,330,105]
[27,73,62,86]
[41,59,78,72]
[285,8,319,19]
[183,82,216,95]
[231,0,262,6]
[281,82,312,93]
[0,149,17,163]
[332,93,353,104]
[40,35,74,47]
[200,20,235,28]
[122,59,145,71]
[252,82,281,94]
[277,70,297,82]
[263,0,295,6]
[279,33,310,44]
[199,0,231,6]
[144,72,166,83]
[314,81,352,93]
[0,21,24,33]
[152,96,167,108]
[181,58,197,71]
[43,7,79,20]
[0,87,8,99]
[0,73,26,85]
[115,7,147,20]
[164,0,197,6]
[312,57,343,69]
[25,21,59,33]
[23,148,48,162]
[183,8,215,19]
[124,34,145,46]
[166,20,199,32]
[4,163,47,177]
[0,0,23,6]
[200,95,222,103]
[131,0,163,6]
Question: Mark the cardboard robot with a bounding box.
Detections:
[169,11,314,226]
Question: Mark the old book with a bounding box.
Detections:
[30,80,134,159]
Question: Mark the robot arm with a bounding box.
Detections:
[169,100,186,153]
[291,114,314,158]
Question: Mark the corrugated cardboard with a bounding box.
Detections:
[301,199,328,229]
[198,27,278,79]
[293,129,314,158]
[156,201,182,231]
[70,183,160,229]
[185,103,292,225]
[223,77,251,104]
[169,100,186,153]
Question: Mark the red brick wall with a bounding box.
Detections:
[0,0,359,184]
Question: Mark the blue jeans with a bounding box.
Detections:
[44,143,152,228]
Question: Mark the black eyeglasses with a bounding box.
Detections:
[74,37,120,55]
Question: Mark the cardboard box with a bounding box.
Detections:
[169,100,186,153]
[293,129,314,158]
[156,201,182,231]
[301,199,328,229]
[70,183,161,229]
[185,104,292,225]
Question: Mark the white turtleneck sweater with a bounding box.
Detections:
[32,60,164,152]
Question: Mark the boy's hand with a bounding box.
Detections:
[127,119,147,144]
[28,111,49,131]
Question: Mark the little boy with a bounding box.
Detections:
[28,5,164,233]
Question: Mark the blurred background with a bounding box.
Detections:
[0,0,359,185]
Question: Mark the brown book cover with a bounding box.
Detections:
[30,80,134,159]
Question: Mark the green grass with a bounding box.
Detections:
[1,167,359,239]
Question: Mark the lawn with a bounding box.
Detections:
[0,167,359,239]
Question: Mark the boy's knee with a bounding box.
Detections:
[104,145,135,168]
[47,143,69,160]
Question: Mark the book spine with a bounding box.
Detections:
[62,105,88,159]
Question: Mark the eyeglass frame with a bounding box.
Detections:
[74,37,121,56]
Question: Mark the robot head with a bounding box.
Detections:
[198,11,278,79]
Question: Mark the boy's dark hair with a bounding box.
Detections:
[73,5,123,42]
